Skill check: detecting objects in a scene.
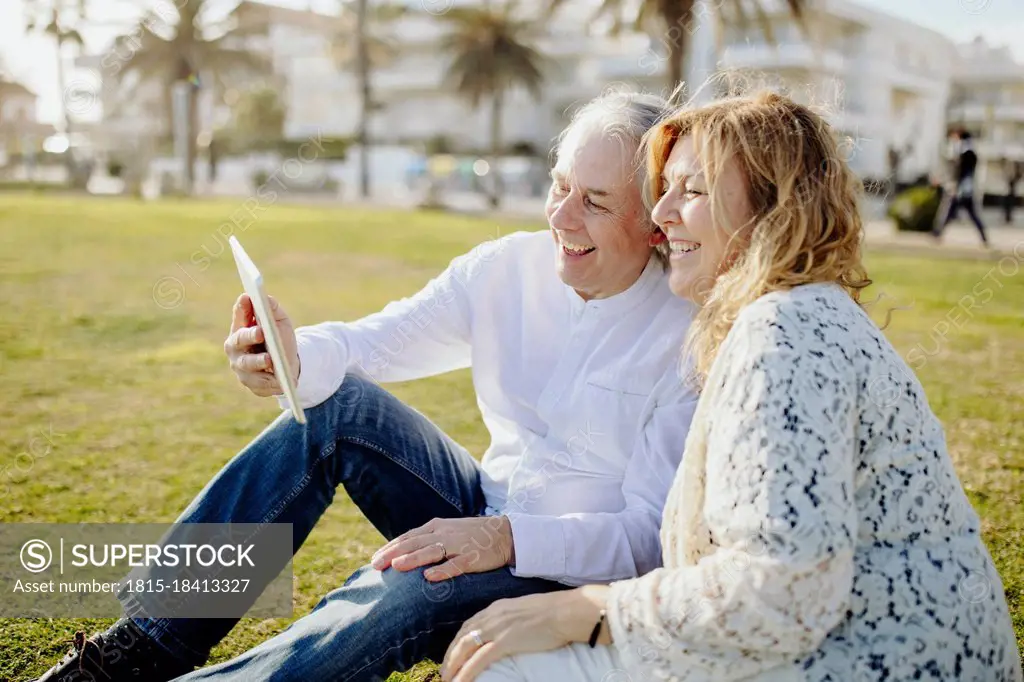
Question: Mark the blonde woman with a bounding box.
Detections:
[439,91,1023,682]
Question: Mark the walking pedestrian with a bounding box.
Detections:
[933,129,989,247]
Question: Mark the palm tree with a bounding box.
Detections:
[23,0,86,181]
[114,0,270,194]
[332,0,403,199]
[550,0,807,91]
[440,4,546,208]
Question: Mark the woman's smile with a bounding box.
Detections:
[668,238,701,258]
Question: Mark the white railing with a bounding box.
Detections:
[720,42,846,74]
[995,104,1024,121]
[374,68,445,91]
[889,67,942,94]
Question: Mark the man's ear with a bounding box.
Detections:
[648,228,666,246]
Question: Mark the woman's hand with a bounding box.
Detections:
[371,516,515,582]
[440,585,611,682]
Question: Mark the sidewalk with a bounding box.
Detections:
[214,186,1024,259]
[477,195,1023,259]
[428,192,1024,258]
[864,212,1022,259]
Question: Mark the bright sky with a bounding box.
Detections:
[855,0,1024,48]
[1,0,1022,124]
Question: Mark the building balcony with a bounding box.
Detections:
[386,16,449,46]
[826,109,872,137]
[373,68,445,92]
[950,103,990,121]
[994,104,1024,121]
[975,140,1024,159]
[951,102,1024,122]
[889,67,943,95]
[576,54,652,81]
[719,42,847,75]
[536,34,598,58]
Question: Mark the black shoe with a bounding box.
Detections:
[34,618,194,682]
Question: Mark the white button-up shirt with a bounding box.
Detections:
[283,230,698,586]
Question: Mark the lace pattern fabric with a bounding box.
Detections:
[606,283,1022,681]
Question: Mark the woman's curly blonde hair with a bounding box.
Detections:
[643,89,873,388]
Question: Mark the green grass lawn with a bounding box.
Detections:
[1,194,1021,680]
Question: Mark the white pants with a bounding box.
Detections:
[477,645,807,682]
[477,643,627,682]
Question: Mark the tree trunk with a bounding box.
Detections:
[167,77,197,196]
[53,35,77,185]
[356,0,371,199]
[667,22,687,92]
[488,90,503,209]
[186,81,197,195]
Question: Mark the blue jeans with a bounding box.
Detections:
[133,374,567,681]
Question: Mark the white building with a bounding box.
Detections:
[0,79,54,163]
[282,0,972,185]
[74,0,336,155]
[73,0,1024,199]
[712,0,957,184]
[281,0,629,153]
[948,37,1024,198]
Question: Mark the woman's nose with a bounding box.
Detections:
[651,193,679,229]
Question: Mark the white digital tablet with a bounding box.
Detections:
[228,236,306,425]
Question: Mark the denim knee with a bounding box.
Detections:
[332,564,461,622]
[310,565,467,679]
[304,373,384,428]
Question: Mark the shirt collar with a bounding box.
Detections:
[565,254,665,318]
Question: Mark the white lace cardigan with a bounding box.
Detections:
[606,283,1022,681]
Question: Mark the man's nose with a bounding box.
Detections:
[549,195,582,232]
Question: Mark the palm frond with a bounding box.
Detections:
[119,20,173,81]
[783,0,807,21]
[724,0,750,31]
[113,0,268,87]
[370,3,410,21]
[62,28,84,45]
[439,6,546,107]
[784,0,809,37]
[137,7,176,41]
[333,36,399,71]
[751,0,775,45]
[543,0,809,89]
[332,8,402,72]
[546,0,574,22]
[591,0,625,24]
[631,0,651,34]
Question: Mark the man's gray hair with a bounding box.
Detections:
[553,86,672,196]
[552,86,673,266]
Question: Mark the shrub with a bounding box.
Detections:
[0,180,71,193]
[424,135,454,156]
[508,140,540,157]
[252,169,270,191]
[887,185,943,233]
[276,136,349,160]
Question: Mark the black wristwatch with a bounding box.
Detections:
[587,608,607,648]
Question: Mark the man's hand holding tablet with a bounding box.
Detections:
[224,293,300,399]
[224,236,306,423]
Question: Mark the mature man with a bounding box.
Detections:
[38,90,698,682]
